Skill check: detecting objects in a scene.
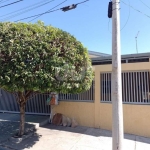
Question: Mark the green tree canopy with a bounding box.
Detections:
[0,21,94,136]
[0,21,93,94]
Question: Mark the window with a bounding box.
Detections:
[101,71,150,104]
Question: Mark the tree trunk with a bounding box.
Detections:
[19,103,25,136]
[14,91,33,136]
[17,92,27,137]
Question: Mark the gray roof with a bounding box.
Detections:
[88,50,110,57]
[91,52,150,62]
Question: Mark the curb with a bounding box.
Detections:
[29,118,49,130]
[8,118,49,144]
[39,118,49,126]
[23,118,49,130]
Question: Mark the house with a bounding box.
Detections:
[88,50,110,58]
[54,52,150,138]
[1,51,150,138]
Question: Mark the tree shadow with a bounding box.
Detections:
[1,132,41,150]
[0,120,41,150]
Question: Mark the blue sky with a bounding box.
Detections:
[0,0,150,55]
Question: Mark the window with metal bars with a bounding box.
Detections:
[59,81,94,101]
[100,71,150,104]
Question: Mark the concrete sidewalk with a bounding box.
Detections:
[1,124,150,150]
[0,113,49,144]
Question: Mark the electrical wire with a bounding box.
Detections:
[0,0,11,4]
[14,8,60,22]
[0,0,52,18]
[0,0,23,9]
[28,0,67,22]
[139,0,150,10]
[14,0,67,22]
[121,0,150,19]
[1,0,55,21]
[120,0,130,30]
[29,0,89,22]
[15,0,89,22]
[108,0,130,33]
[77,0,89,5]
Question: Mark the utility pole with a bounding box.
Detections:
[112,0,124,150]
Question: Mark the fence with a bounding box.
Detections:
[0,81,94,114]
[0,89,50,114]
[100,71,150,104]
[59,81,94,101]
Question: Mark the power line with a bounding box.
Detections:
[0,0,11,4]
[1,0,55,21]
[121,0,150,19]
[14,8,60,22]
[0,0,23,9]
[0,0,10,4]
[29,0,89,22]
[0,0,51,18]
[61,0,89,11]
[77,0,89,5]
[28,0,67,22]
[15,0,89,22]
[108,0,130,33]
[120,0,130,30]
[139,0,150,10]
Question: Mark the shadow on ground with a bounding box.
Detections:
[0,120,35,143]
[1,132,41,150]
[0,113,49,150]
[42,124,150,144]
[0,113,48,123]
[0,120,41,150]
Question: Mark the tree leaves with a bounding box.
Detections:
[0,21,94,94]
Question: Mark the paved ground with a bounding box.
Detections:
[0,113,49,144]
[1,124,150,150]
[0,113,150,150]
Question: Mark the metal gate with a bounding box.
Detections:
[0,89,50,115]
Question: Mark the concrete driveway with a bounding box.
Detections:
[1,124,150,150]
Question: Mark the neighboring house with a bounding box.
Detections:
[88,50,110,58]
[1,51,150,138]
[91,52,150,65]
[91,52,150,102]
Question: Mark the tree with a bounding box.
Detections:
[0,21,94,136]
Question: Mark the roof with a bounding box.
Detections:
[88,50,110,58]
[91,52,150,65]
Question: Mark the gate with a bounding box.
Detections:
[0,89,50,115]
